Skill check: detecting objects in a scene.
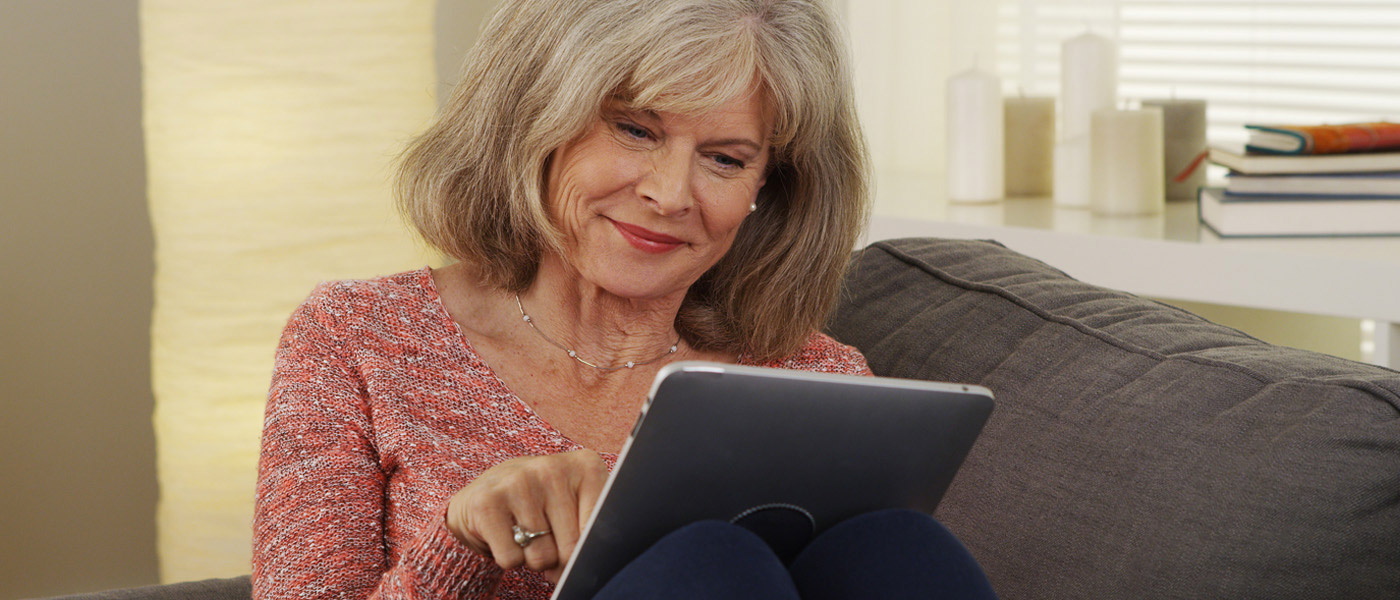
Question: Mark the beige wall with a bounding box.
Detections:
[0,2,492,597]
[1,1,156,597]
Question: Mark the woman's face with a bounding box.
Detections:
[545,91,771,300]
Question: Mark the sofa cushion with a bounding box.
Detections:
[826,238,1400,600]
[37,576,250,600]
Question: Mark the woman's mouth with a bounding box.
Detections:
[610,219,685,254]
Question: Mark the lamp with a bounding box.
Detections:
[142,0,437,581]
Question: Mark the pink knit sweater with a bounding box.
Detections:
[252,267,871,600]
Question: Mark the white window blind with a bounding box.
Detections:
[997,0,1400,146]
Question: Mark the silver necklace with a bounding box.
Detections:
[514,294,679,372]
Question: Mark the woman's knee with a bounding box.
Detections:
[594,521,799,600]
[789,510,997,600]
[658,520,775,555]
[804,509,954,554]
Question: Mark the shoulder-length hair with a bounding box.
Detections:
[396,0,868,362]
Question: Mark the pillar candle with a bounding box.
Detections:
[1004,96,1055,197]
[1053,138,1089,207]
[1061,32,1119,140]
[946,66,1004,202]
[1090,106,1164,216]
[1142,98,1207,201]
[1056,31,1118,208]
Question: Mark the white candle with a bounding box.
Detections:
[946,66,1004,202]
[1053,138,1089,207]
[1004,96,1055,197]
[1090,106,1164,216]
[1061,32,1119,140]
[1056,31,1118,208]
[1141,98,1207,201]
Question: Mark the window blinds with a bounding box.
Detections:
[996,0,1400,145]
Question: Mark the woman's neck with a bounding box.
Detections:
[520,254,686,370]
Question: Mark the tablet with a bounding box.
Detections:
[550,362,994,600]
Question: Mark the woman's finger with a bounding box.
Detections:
[512,504,559,573]
[547,451,606,583]
[542,470,581,569]
[473,503,526,570]
[575,452,608,535]
[446,450,609,574]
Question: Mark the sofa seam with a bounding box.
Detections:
[867,240,1400,407]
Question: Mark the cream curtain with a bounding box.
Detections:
[141,0,438,581]
[841,0,1000,216]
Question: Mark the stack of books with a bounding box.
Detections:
[1201,122,1400,238]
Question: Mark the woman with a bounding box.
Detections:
[254,0,994,598]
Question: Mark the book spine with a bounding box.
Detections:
[1244,125,1307,155]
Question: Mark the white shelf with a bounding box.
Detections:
[862,173,1400,369]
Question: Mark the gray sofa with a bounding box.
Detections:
[829,238,1400,599]
[48,238,1400,599]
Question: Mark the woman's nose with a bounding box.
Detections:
[636,148,693,215]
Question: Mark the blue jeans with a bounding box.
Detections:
[593,509,998,599]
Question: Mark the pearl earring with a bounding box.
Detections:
[749,203,758,213]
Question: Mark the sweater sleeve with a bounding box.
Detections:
[253,283,504,600]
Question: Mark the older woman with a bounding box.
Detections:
[254,0,994,598]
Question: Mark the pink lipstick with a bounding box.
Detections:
[610,219,685,254]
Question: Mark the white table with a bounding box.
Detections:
[862,172,1400,369]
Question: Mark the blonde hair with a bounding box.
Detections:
[396,0,868,361]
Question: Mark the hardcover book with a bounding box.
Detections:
[1209,145,1400,175]
[1224,171,1400,198]
[1245,122,1400,155]
[1198,187,1400,238]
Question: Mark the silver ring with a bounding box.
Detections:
[512,524,552,548]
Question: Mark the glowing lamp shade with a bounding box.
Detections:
[141,0,437,581]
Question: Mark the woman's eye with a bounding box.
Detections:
[616,122,650,140]
[712,154,745,169]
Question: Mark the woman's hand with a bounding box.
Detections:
[446,449,609,583]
